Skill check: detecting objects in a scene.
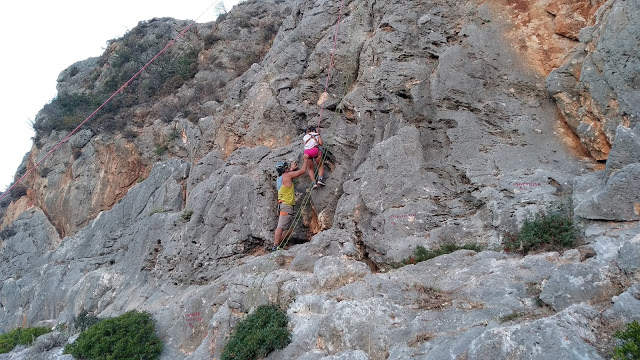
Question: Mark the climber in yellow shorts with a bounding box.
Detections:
[272,158,308,251]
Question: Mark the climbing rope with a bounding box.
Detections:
[0,3,217,203]
[244,123,339,309]
[316,0,346,129]
[245,0,346,310]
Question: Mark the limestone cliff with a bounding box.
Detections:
[0,0,638,359]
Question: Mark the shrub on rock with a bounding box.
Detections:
[64,310,162,360]
[221,304,291,360]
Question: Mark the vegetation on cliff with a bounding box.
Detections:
[0,327,51,354]
[221,304,291,360]
[613,320,640,360]
[64,310,162,360]
[504,204,579,254]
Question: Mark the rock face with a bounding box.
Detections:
[574,124,640,221]
[16,131,149,238]
[0,0,639,359]
[547,0,640,160]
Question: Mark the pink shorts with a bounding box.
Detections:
[304,147,320,159]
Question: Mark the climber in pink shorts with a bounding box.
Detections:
[302,125,326,189]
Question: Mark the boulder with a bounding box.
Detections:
[574,163,640,221]
[539,263,616,311]
[468,305,603,360]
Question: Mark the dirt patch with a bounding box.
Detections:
[590,315,625,358]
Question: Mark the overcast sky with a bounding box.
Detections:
[0,0,241,191]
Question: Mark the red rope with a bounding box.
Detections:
[316,0,346,129]
[0,21,197,202]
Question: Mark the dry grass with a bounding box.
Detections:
[408,332,434,347]
[411,284,452,310]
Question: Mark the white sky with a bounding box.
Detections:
[0,0,241,191]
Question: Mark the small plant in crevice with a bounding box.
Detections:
[221,304,291,360]
[0,226,16,240]
[408,332,434,347]
[75,310,103,332]
[181,209,194,222]
[39,167,52,178]
[155,144,168,156]
[187,113,200,123]
[148,206,168,216]
[499,312,523,323]
[393,243,483,268]
[504,205,578,254]
[612,320,640,360]
[526,282,546,307]
[167,129,180,142]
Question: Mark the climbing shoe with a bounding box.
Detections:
[312,182,318,189]
[317,177,326,186]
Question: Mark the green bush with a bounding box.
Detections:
[75,310,104,331]
[33,32,200,140]
[0,327,52,354]
[157,49,199,92]
[415,243,483,262]
[180,209,194,222]
[395,243,483,267]
[64,310,162,360]
[613,321,640,360]
[505,209,578,254]
[33,93,104,134]
[221,304,291,360]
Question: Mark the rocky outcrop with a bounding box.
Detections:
[0,0,639,358]
[3,183,637,359]
[574,124,640,221]
[546,0,605,40]
[15,130,150,238]
[547,0,640,160]
[5,5,291,238]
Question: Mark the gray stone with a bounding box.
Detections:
[320,350,370,360]
[313,257,371,291]
[294,351,327,360]
[590,235,621,261]
[547,0,640,159]
[388,326,487,360]
[574,163,640,221]
[186,149,224,194]
[68,129,95,149]
[605,125,640,177]
[539,263,615,311]
[56,57,100,96]
[605,284,640,324]
[468,305,603,360]
[618,235,640,273]
[290,250,322,273]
